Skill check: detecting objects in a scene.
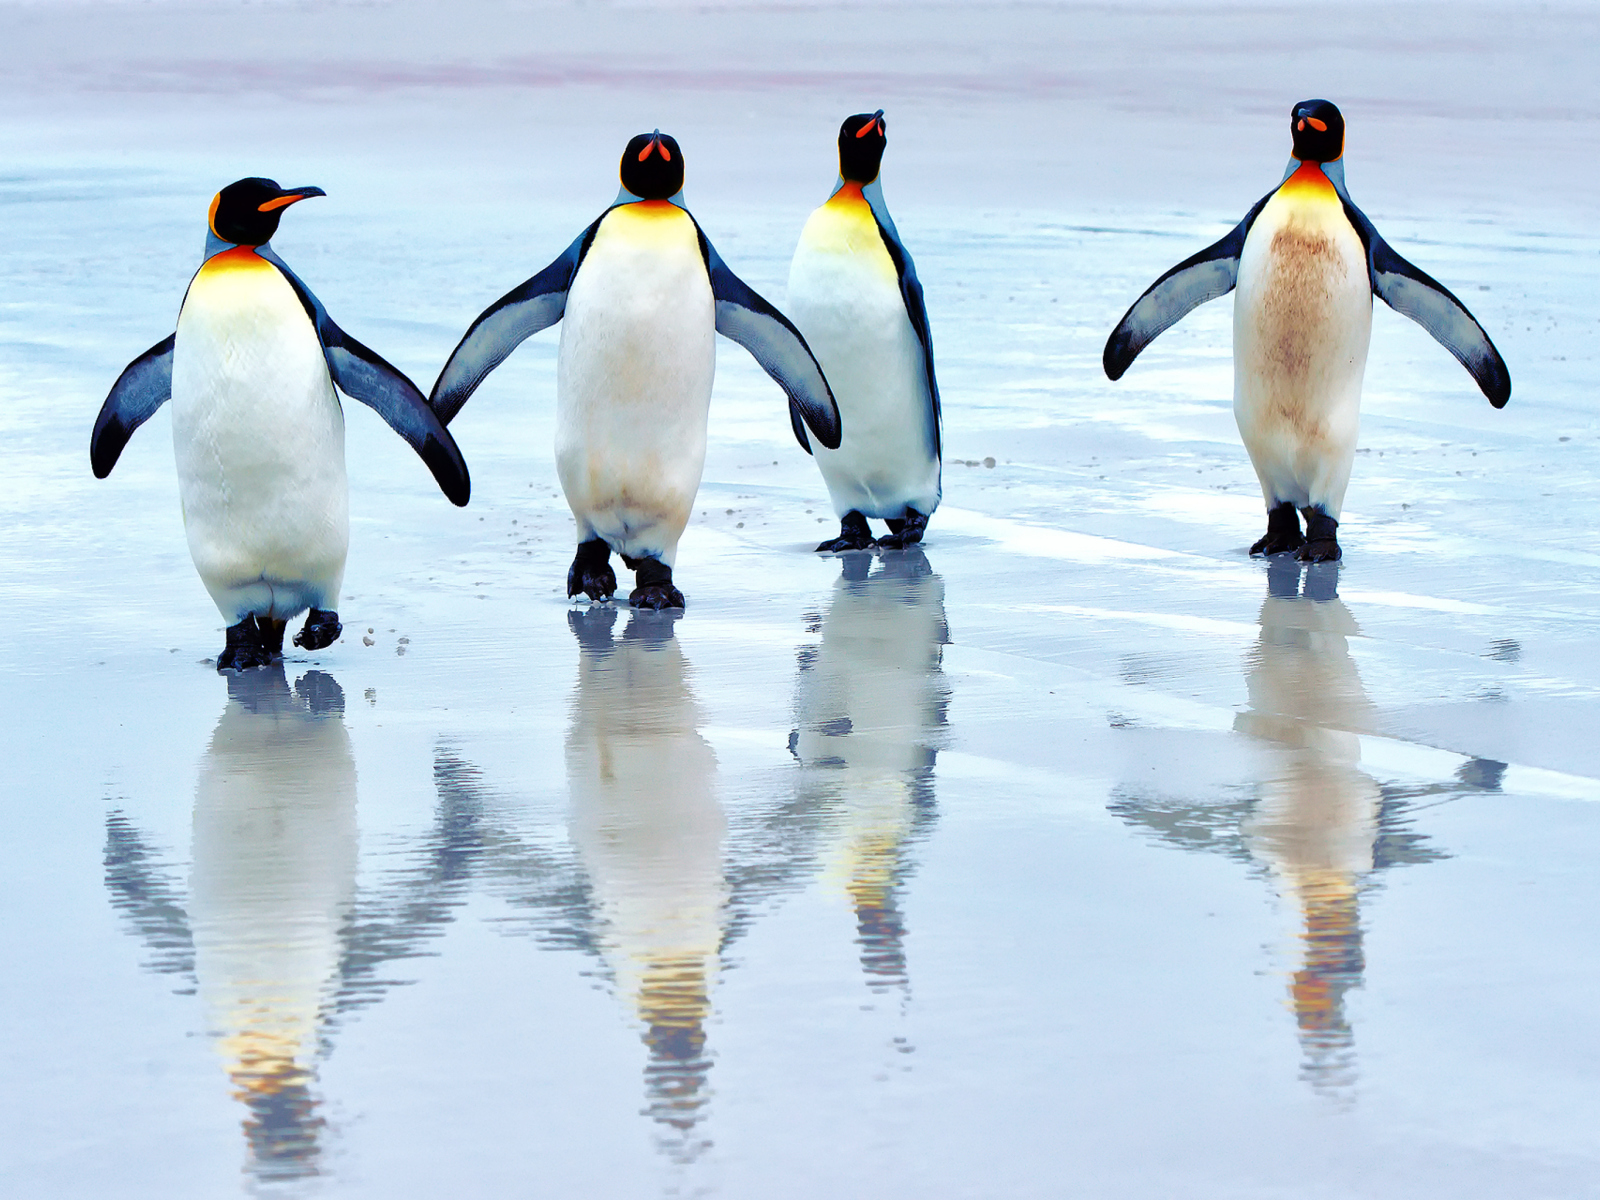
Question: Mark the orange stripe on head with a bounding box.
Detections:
[658,140,671,162]
[855,121,875,139]
[639,140,655,162]
[207,192,222,237]
[1306,116,1327,132]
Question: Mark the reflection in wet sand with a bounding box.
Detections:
[190,666,356,1180]
[106,668,514,1185]
[1112,561,1495,1098]
[1234,562,1378,1093]
[566,606,723,1152]
[790,550,949,996]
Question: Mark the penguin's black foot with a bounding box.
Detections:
[1295,507,1341,563]
[624,555,685,610]
[877,507,929,550]
[217,615,278,673]
[293,608,341,650]
[567,537,617,602]
[1250,502,1306,556]
[629,582,686,610]
[817,511,876,553]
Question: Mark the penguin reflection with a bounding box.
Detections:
[1234,560,1376,1093]
[191,665,356,1180]
[566,607,724,1147]
[790,549,949,994]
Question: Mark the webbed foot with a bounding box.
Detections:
[1295,507,1342,563]
[1250,502,1305,556]
[817,511,875,553]
[217,615,278,673]
[877,507,929,550]
[624,554,685,610]
[567,537,617,601]
[629,582,686,610]
[293,608,341,650]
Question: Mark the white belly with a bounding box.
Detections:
[1233,171,1372,517]
[787,197,939,520]
[556,203,715,566]
[171,250,348,621]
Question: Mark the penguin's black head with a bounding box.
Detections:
[209,177,325,246]
[838,110,887,183]
[619,131,684,200]
[1290,99,1344,163]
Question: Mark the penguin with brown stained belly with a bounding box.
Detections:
[1104,100,1510,562]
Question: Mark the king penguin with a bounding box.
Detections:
[91,177,470,670]
[430,131,841,610]
[1103,100,1510,561]
[787,111,942,552]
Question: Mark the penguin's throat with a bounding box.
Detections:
[827,181,869,209]
[1279,161,1339,201]
[202,245,271,273]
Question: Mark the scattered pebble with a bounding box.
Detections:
[362,636,375,646]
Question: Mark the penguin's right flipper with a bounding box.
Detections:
[1103,193,1273,380]
[695,228,841,453]
[1341,202,1511,408]
[91,335,174,478]
[429,220,603,425]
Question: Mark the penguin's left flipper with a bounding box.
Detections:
[862,181,942,458]
[1103,192,1274,380]
[91,334,175,478]
[261,249,471,506]
[695,228,841,454]
[1342,201,1511,408]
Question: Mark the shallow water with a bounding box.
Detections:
[4,3,1600,1196]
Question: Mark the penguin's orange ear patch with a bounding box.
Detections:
[207,192,222,236]
[1306,117,1328,132]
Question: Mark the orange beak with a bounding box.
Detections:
[257,186,325,213]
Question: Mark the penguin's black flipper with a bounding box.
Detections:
[1103,193,1274,381]
[1340,201,1511,408]
[91,334,175,478]
[326,324,472,507]
[261,248,471,505]
[694,225,841,453]
[862,179,941,459]
[429,219,604,425]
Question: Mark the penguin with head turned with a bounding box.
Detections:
[1104,100,1510,561]
[787,111,941,552]
[430,131,841,609]
[91,178,470,670]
